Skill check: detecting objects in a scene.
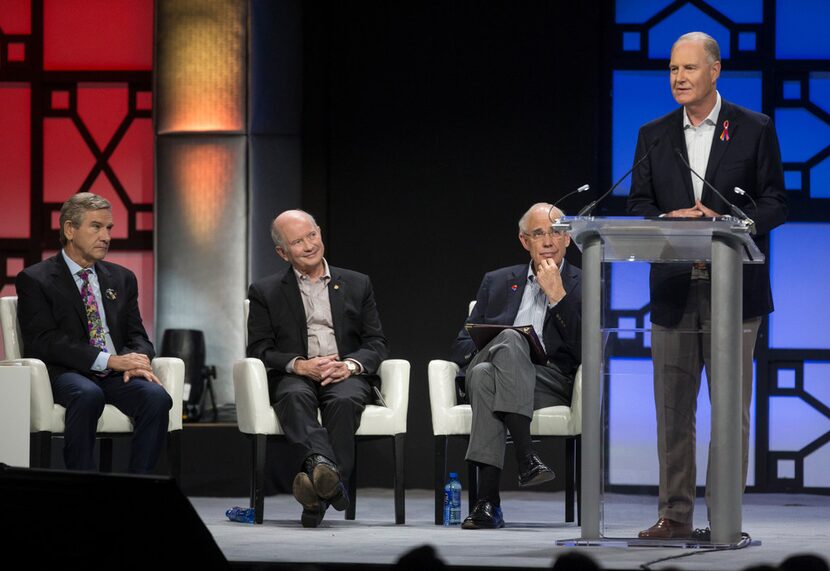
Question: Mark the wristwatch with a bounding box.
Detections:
[345,360,358,376]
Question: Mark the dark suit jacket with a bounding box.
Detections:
[246,264,389,386]
[15,254,154,380]
[627,98,787,326]
[450,261,582,379]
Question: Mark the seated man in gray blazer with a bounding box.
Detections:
[450,203,582,529]
[247,209,389,528]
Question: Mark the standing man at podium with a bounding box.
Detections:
[628,32,787,538]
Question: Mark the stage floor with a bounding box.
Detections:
[191,489,830,570]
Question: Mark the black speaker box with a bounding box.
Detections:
[0,464,228,568]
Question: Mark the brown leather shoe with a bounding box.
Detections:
[638,517,692,539]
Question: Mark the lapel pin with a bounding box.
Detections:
[719,119,730,142]
[105,289,117,300]
[333,284,340,290]
[511,284,518,292]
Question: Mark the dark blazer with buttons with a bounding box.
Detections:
[246,264,389,386]
[15,253,154,381]
[450,260,582,379]
[627,98,788,326]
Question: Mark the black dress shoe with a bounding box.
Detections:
[308,455,350,512]
[301,501,329,528]
[461,499,505,529]
[292,472,321,511]
[518,451,555,487]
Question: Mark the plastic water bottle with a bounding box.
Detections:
[226,506,255,524]
[443,472,462,526]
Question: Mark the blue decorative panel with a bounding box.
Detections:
[617,317,637,339]
[608,357,756,486]
[615,0,674,23]
[803,362,830,487]
[783,80,801,100]
[777,368,796,389]
[778,459,795,478]
[738,31,756,52]
[770,224,830,349]
[769,396,830,451]
[804,362,830,408]
[610,262,650,310]
[776,0,830,60]
[623,32,641,51]
[612,71,761,195]
[616,0,762,26]
[811,73,830,115]
[648,4,730,60]
[707,0,763,23]
[812,157,830,199]
[775,108,830,163]
[784,170,802,191]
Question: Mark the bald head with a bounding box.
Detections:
[271,209,318,248]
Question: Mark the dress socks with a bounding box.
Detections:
[502,412,533,463]
[476,463,502,507]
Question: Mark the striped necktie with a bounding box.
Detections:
[78,269,108,352]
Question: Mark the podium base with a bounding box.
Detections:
[555,534,757,550]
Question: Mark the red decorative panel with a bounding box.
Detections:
[0,0,31,34]
[109,117,154,205]
[0,84,30,238]
[77,84,129,151]
[1,0,154,343]
[43,118,98,201]
[105,251,155,342]
[43,0,153,71]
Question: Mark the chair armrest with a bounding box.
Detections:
[428,359,460,435]
[569,365,582,435]
[1,358,53,432]
[233,357,273,434]
[377,359,410,434]
[152,357,185,431]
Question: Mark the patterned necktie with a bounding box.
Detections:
[78,269,108,352]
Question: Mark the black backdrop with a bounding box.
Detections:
[300,1,604,490]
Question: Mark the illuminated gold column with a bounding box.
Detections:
[155,0,248,406]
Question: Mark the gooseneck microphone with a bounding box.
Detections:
[549,184,589,221]
[578,138,660,217]
[733,186,758,212]
[673,148,755,233]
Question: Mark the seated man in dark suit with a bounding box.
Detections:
[15,192,172,473]
[450,203,581,529]
[246,209,389,527]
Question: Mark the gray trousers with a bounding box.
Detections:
[651,279,761,524]
[465,329,572,469]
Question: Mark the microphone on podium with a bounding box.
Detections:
[673,149,755,233]
[549,184,589,221]
[578,138,661,217]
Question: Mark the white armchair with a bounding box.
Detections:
[233,299,410,524]
[0,296,185,477]
[428,302,582,525]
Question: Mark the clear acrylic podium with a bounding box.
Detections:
[553,216,764,547]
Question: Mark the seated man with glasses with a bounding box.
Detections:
[450,203,582,529]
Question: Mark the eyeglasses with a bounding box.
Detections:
[287,230,319,248]
[523,228,566,241]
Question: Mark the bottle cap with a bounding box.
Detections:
[449,472,458,478]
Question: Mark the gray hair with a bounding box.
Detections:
[270,209,318,247]
[518,202,564,233]
[59,192,112,246]
[673,31,720,64]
